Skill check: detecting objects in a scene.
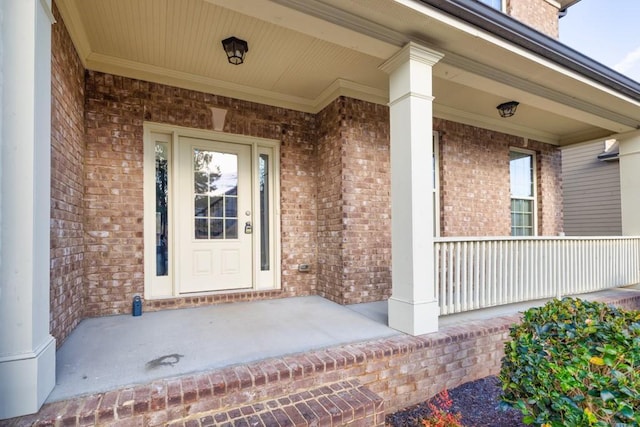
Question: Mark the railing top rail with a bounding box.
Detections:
[434,236,640,243]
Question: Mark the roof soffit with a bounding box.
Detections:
[55,0,640,143]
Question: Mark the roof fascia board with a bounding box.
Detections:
[442,52,640,130]
[418,0,640,102]
[273,0,640,127]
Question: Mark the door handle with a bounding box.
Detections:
[244,221,253,234]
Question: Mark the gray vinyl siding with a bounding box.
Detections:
[562,142,621,236]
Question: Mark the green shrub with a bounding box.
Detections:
[499,297,640,426]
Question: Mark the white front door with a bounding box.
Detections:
[178,137,253,293]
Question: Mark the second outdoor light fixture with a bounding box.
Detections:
[497,101,519,118]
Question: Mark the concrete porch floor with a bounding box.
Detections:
[49,296,399,402]
[49,286,640,404]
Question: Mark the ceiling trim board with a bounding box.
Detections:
[314,79,389,112]
[53,0,92,67]
[434,104,560,145]
[86,53,388,114]
[441,53,640,130]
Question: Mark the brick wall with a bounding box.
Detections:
[537,140,564,235]
[50,3,86,346]
[436,119,563,237]
[84,72,317,316]
[316,98,391,305]
[316,99,344,303]
[437,119,512,236]
[340,98,391,304]
[81,78,562,316]
[506,0,560,38]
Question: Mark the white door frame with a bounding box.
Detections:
[143,123,281,299]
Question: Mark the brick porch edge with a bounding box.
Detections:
[4,292,639,426]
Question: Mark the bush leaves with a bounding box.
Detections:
[499,298,640,426]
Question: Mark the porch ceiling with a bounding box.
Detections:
[55,0,640,145]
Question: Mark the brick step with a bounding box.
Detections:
[170,380,384,427]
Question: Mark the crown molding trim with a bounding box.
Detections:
[434,104,559,145]
[86,53,388,114]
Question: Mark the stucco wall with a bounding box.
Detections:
[50,3,86,346]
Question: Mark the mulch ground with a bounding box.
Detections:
[386,376,527,427]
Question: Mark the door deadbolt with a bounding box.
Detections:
[244,221,253,234]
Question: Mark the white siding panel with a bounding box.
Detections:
[562,142,621,236]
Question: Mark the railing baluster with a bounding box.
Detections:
[473,241,479,310]
[462,242,468,312]
[434,236,640,315]
[448,242,454,314]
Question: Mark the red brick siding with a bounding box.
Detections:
[84,72,317,316]
[82,74,562,316]
[316,98,391,305]
[316,99,344,303]
[534,139,564,235]
[50,3,86,346]
[340,98,391,304]
[437,119,512,236]
[436,119,563,236]
[506,0,559,38]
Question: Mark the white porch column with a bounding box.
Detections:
[380,42,443,336]
[0,0,56,419]
[619,132,640,235]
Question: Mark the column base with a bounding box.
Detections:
[388,297,439,336]
[0,336,56,419]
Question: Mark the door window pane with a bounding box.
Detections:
[155,142,169,276]
[192,149,239,240]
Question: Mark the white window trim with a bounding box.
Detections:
[433,131,440,237]
[478,0,506,12]
[509,147,538,236]
[143,123,281,299]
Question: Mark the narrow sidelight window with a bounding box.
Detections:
[155,142,170,276]
[259,154,270,270]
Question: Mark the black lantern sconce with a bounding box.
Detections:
[497,101,519,118]
[222,36,249,65]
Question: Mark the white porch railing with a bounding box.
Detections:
[434,236,640,315]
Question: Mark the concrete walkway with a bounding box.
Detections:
[49,296,399,402]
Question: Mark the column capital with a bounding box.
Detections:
[379,42,444,75]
